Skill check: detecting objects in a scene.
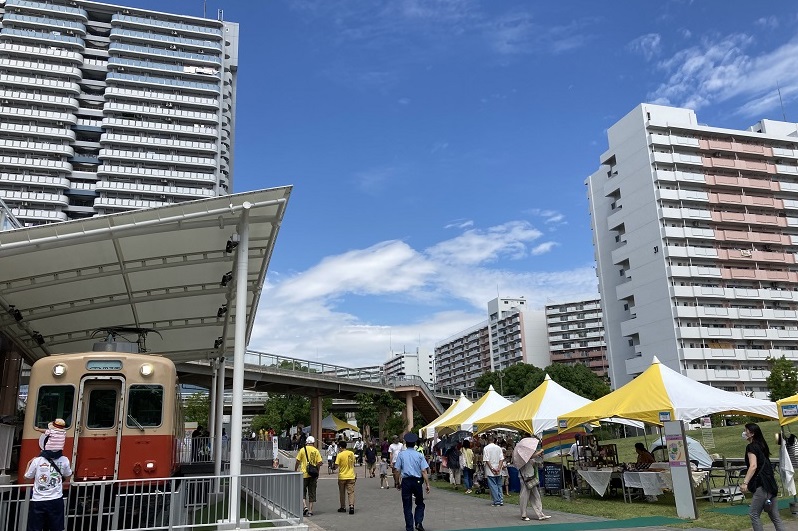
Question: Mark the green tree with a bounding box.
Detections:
[535,363,611,400]
[257,394,311,433]
[766,355,798,401]
[184,392,210,427]
[474,363,543,396]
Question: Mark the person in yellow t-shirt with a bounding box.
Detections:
[335,440,357,514]
[294,436,323,517]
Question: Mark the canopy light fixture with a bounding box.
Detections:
[220,271,233,287]
[217,304,228,318]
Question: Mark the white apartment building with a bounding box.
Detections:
[0,0,238,225]
[435,297,548,390]
[383,349,435,386]
[545,298,608,378]
[587,103,798,398]
[435,321,490,390]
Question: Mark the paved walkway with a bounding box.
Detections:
[299,470,704,531]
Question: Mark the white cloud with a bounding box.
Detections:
[755,16,779,29]
[352,165,398,195]
[531,241,558,255]
[527,208,567,226]
[627,33,661,61]
[250,221,597,367]
[398,97,411,105]
[426,221,542,265]
[649,33,798,117]
[444,219,473,229]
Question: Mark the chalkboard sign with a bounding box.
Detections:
[542,464,562,491]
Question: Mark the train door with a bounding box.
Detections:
[72,376,125,480]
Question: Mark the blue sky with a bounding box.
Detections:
[126,1,798,367]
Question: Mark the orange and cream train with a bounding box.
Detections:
[20,352,184,481]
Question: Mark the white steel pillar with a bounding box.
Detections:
[228,202,251,524]
[213,357,225,490]
[209,362,217,439]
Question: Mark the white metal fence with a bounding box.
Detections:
[176,437,276,464]
[0,467,302,531]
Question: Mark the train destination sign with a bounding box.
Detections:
[86,360,123,371]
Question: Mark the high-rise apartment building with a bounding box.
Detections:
[435,321,490,390]
[383,349,435,386]
[588,103,798,398]
[0,0,238,225]
[545,298,608,378]
[435,297,548,390]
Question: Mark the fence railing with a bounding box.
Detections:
[1,469,303,531]
[177,437,277,465]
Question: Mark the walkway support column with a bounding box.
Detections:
[228,203,251,524]
[310,394,323,442]
[213,357,225,490]
[405,393,414,434]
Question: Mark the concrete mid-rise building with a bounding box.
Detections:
[0,0,238,226]
[545,297,608,378]
[587,103,798,398]
[383,349,435,386]
[435,297,548,390]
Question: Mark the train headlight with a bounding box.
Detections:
[139,363,154,377]
[52,363,67,377]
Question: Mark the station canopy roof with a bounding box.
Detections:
[0,187,291,364]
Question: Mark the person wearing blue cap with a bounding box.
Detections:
[394,432,431,531]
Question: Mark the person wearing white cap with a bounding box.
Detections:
[295,435,323,517]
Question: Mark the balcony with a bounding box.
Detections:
[98,149,216,169]
[0,58,81,79]
[95,180,215,199]
[5,0,88,20]
[0,156,71,172]
[0,122,75,141]
[0,105,76,125]
[11,208,67,222]
[104,101,218,123]
[0,138,72,156]
[106,72,220,95]
[0,41,82,62]
[0,190,68,206]
[104,86,220,109]
[0,73,80,94]
[109,27,222,52]
[0,174,69,188]
[100,133,217,153]
[96,164,217,184]
[102,117,217,138]
[0,90,79,111]
[0,27,84,49]
[111,14,223,39]
[94,196,170,210]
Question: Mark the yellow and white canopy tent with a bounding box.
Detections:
[436,385,512,435]
[475,374,590,435]
[420,393,473,438]
[322,414,360,432]
[558,357,778,431]
[777,394,798,427]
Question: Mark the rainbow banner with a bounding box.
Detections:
[541,427,586,458]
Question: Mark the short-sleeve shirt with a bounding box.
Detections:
[483,443,504,477]
[296,445,323,479]
[744,443,767,491]
[389,442,404,465]
[25,456,72,501]
[336,449,356,480]
[395,447,429,479]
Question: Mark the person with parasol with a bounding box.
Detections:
[513,435,551,521]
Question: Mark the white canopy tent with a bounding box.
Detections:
[420,393,473,438]
[436,385,512,434]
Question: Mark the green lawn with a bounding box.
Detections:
[595,419,783,464]
[431,420,798,531]
[431,477,795,531]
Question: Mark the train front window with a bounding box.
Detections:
[127,385,163,428]
[35,386,75,429]
[86,389,118,429]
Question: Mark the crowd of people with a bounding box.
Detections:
[292,430,552,525]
